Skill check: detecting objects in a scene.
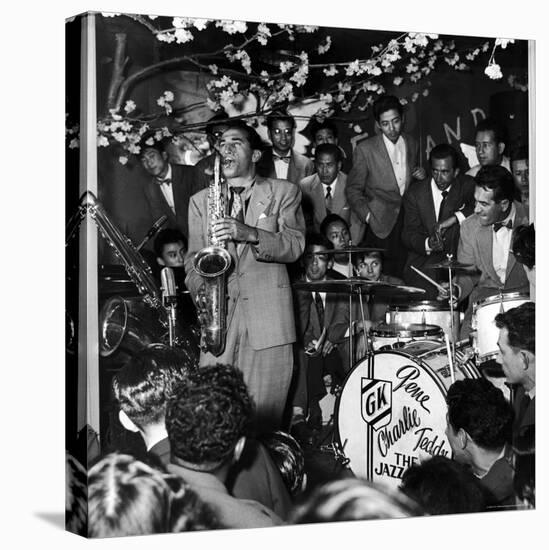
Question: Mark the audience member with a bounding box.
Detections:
[320,213,353,277]
[140,136,206,241]
[292,478,422,523]
[113,348,292,520]
[466,118,511,177]
[402,143,475,298]
[510,146,529,207]
[446,378,515,509]
[400,455,488,515]
[259,431,306,499]
[299,144,360,242]
[292,233,352,442]
[511,223,535,291]
[495,302,535,505]
[257,111,314,184]
[166,364,283,528]
[88,452,216,537]
[308,118,352,173]
[453,165,529,337]
[346,95,425,276]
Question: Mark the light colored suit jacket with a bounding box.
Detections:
[298,172,362,244]
[185,176,305,350]
[258,148,315,185]
[457,201,530,303]
[346,133,419,240]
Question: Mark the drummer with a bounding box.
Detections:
[354,250,404,323]
[442,165,530,338]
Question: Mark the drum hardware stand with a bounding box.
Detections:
[446,254,457,363]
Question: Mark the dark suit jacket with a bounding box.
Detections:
[185,176,305,350]
[143,163,206,240]
[402,175,476,291]
[346,133,419,240]
[257,148,315,185]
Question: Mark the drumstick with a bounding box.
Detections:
[411,265,447,293]
[445,333,455,384]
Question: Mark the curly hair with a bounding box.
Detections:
[475,165,516,203]
[291,478,421,523]
[166,364,253,470]
[495,301,535,354]
[512,223,535,269]
[112,348,194,430]
[88,453,217,537]
[259,431,305,497]
[446,378,514,450]
[400,456,488,515]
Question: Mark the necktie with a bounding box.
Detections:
[438,190,449,221]
[325,185,333,214]
[273,154,290,163]
[230,186,245,223]
[156,177,172,186]
[314,292,325,328]
[493,219,513,233]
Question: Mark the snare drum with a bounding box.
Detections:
[370,322,444,351]
[472,291,529,364]
[387,301,460,341]
[336,342,480,490]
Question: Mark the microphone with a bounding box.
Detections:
[136,215,168,251]
[161,267,178,307]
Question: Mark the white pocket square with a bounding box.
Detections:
[258,212,268,220]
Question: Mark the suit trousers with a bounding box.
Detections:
[362,208,406,278]
[200,300,294,435]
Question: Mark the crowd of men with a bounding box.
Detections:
[70,95,536,536]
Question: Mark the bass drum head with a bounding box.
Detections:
[336,351,453,491]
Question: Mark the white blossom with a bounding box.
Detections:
[128,143,141,155]
[208,64,219,75]
[216,20,247,34]
[495,38,515,49]
[393,76,403,86]
[323,65,338,77]
[172,17,190,28]
[192,18,209,31]
[145,137,155,146]
[69,137,80,149]
[484,62,503,80]
[318,36,332,54]
[109,108,122,121]
[147,15,158,20]
[279,61,294,73]
[101,13,120,18]
[422,88,430,97]
[112,131,126,143]
[124,100,136,114]
[353,124,363,134]
[156,33,175,44]
[174,28,194,44]
[118,156,128,165]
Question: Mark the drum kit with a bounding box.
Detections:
[293,247,528,489]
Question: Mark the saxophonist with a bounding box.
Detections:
[185,120,305,434]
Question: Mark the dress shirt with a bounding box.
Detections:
[305,276,326,309]
[492,205,516,284]
[274,153,291,179]
[424,180,466,253]
[382,134,407,196]
[322,177,338,200]
[158,164,175,214]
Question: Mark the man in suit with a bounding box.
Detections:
[466,118,511,178]
[346,95,425,277]
[454,165,529,337]
[257,112,314,185]
[445,378,516,510]
[299,144,361,243]
[291,233,352,442]
[140,138,206,241]
[308,118,352,174]
[402,144,476,298]
[495,302,535,505]
[185,121,305,434]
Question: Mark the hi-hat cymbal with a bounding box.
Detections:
[293,278,425,296]
[427,259,475,270]
[311,246,386,255]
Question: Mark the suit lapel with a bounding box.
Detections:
[333,173,347,213]
[151,178,177,222]
[310,176,328,224]
[422,181,437,228]
[288,152,298,184]
[375,135,399,192]
[478,225,500,283]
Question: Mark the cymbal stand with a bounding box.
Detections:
[446,253,456,362]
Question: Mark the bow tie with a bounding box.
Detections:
[493,219,512,232]
[273,154,290,163]
[156,177,171,186]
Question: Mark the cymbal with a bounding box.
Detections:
[427,259,475,270]
[293,278,426,297]
[311,246,386,255]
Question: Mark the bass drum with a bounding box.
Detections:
[336,342,480,490]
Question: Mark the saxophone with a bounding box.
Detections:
[192,153,233,356]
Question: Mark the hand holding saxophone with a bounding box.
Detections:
[212,217,259,244]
